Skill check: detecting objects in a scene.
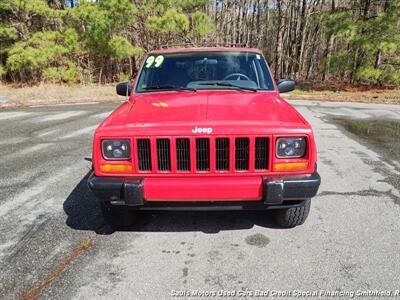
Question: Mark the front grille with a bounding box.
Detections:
[196,138,210,171]
[216,138,229,171]
[176,138,190,171]
[156,139,171,171]
[135,136,269,173]
[255,137,269,170]
[137,139,152,171]
[235,138,249,170]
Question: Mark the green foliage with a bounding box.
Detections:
[323,1,400,85]
[99,0,137,23]
[69,2,113,56]
[68,0,142,61]
[1,0,151,83]
[0,0,65,19]
[109,36,142,60]
[109,36,134,60]
[191,12,215,38]
[179,0,209,10]
[1,0,213,84]
[1,0,399,87]
[327,51,352,79]
[376,65,400,85]
[0,27,18,54]
[0,65,6,78]
[117,72,130,82]
[43,60,80,83]
[145,3,214,44]
[63,28,80,53]
[147,9,190,34]
[356,67,382,84]
[0,27,18,41]
[322,11,356,38]
[7,31,70,71]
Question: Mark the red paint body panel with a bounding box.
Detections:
[143,176,263,201]
[92,47,319,201]
[100,91,304,128]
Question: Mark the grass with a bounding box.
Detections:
[284,81,400,105]
[0,84,120,108]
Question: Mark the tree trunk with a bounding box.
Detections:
[321,0,336,81]
[274,0,283,78]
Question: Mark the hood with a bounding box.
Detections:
[99,91,309,135]
[130,91,304,123]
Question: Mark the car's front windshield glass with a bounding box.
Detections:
[135,51,275,93]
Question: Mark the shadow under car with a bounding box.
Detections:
[63,172,288,235]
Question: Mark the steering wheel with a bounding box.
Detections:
[223,73,251,81]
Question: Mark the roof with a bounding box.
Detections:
[146,47,263,55]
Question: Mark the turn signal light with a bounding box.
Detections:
[274,162,308,172]
[100,164,132,173]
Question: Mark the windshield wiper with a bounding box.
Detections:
[198,82,257,92]
[143,85,196,92]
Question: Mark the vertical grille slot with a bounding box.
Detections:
[235,138,249,170]
[156,139,171,171]
[176,138,190,171]
[255,137,269,170]
[137,139,152,171]
[196,138,210,171]
[216,138,230,171]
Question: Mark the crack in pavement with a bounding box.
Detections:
[317,189,399,205]
[20,237,93,300]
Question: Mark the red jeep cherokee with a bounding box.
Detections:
[88,46,321,227]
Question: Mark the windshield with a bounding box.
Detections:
[135,51,275,93]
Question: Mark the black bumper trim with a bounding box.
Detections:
[263,172,321,205]
[135,200,308,211]
[124,178,144,206]
[87,172,320,209]
[87,173,144,206]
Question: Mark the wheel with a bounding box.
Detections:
[223,73,251,81]
[274,199,311,228]
[100,202,137,229]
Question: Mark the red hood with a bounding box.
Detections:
[98,91,309,135]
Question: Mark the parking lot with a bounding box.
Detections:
[0,100,399,299]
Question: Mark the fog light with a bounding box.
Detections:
[274,162,308,171]
[100,164,132,173]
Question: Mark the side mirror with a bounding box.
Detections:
[277,79,295,93]
[116,82,132,97]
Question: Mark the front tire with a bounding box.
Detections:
[100,202,137,228]
[274,199,311,228]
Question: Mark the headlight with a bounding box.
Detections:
[102,140,131,160]
[276,137,306,158]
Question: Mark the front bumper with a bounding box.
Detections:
[87,172,320,210]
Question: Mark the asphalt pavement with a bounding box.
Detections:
[0,100,399,299]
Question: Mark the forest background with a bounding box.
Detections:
[1,0,399,106]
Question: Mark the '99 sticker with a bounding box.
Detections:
[145,55,164,68]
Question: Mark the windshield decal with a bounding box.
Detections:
[145,55,164,68]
